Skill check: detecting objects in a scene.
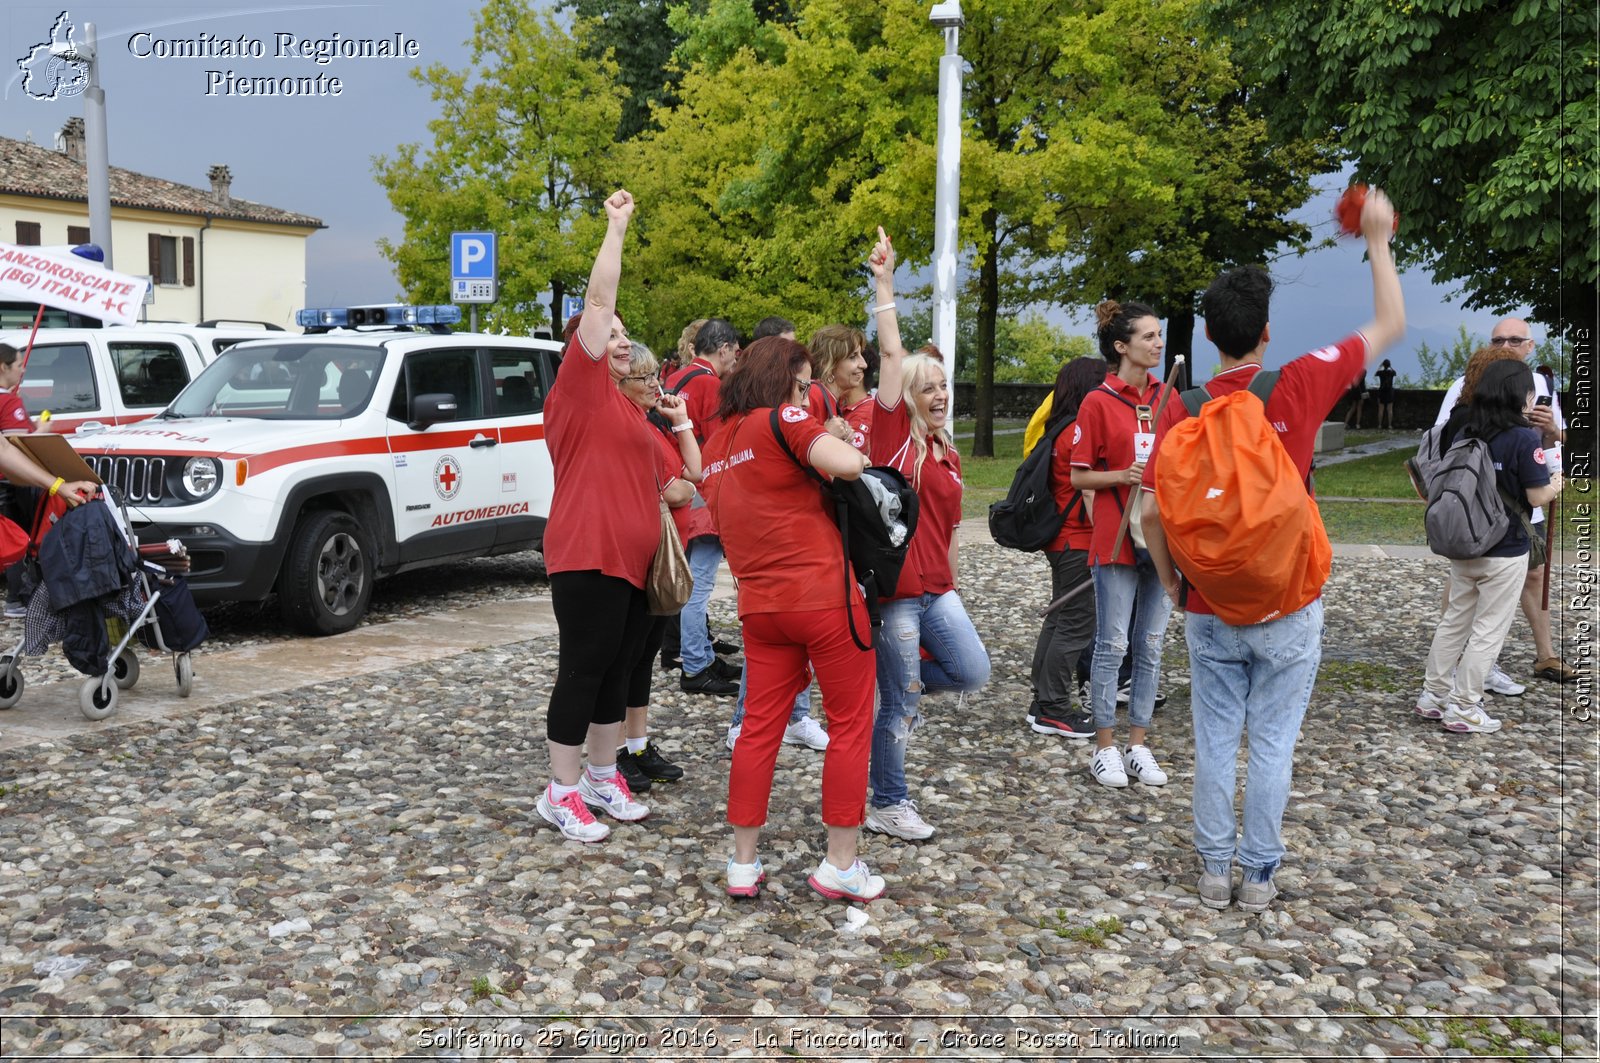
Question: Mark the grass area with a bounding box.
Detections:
[1313,449,1418,499]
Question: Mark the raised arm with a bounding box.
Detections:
[658,392,703,482]
[576,190,635,360]
[1355,188,1405,360]
[868,227,906,404]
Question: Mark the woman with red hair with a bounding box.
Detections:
[701,335,885,902]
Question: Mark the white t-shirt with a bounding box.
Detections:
[1434,370,1562,525]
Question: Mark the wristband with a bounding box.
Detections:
[871,302,896,315]
[48,477,64,498]
[671,421,694,434]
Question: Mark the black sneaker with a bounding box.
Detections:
[1030,711,1095,739]
[713,637,742,655]
[628,741,684,783]
[710,657,743,681]
[1116,680,1166,708]
[681,668,738,695]
[615,751,654,794]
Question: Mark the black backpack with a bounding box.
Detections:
[768,410,919,650]
[988,415,1085,551]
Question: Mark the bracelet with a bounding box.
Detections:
[871,302,896,315]
[48,477,63,498]
[671,421,694,434]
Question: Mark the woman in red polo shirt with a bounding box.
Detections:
[807,324,875,453]
[535,190,658,845]
[865,230,991,842]
[701,336,884,903]
[1070,300,1174,790]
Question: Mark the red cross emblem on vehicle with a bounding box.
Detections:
[433,454,463,501]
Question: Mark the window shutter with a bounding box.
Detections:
[148,233,161,277]
[67,225,90,245]
[182,237,195,287]
[15,221,41,245]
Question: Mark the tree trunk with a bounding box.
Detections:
[973,208,1000,458]
[551,281,565,333]
[1165,305,1195,390]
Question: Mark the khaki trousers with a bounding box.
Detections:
[1424,554,1527,707]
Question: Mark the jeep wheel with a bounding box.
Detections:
[280,511,373,636]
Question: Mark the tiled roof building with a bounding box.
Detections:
[0,120,322,328]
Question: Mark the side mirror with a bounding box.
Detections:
[409,393,458,431]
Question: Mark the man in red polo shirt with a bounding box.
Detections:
[665,319,739,444]
[1140,188,1405,914]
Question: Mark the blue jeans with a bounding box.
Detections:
[1186,598,1324,881]
[681,539,723,676]
[1089,554,1173,732]
[870,592,990,807]
[730,661,810,727]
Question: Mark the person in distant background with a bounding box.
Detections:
[1374,358,1397,429]
[1343,369,1367,428]
[752,316,796,342]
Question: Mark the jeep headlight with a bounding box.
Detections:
[181,457,221,499]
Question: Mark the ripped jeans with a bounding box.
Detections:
[1089,554,1173,732]
[869,592,991,808]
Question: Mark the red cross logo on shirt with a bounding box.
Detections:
[433,455,463,500]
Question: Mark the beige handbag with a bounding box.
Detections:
[646,497,692,615]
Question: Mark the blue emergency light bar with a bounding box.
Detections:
[295,305,463,331]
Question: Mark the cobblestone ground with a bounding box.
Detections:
[0,548,1593,1060]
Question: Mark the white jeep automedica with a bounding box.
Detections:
[71,305,562,634]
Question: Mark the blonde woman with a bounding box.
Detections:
[864,229,991,840]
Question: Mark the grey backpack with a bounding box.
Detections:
[1407,425,1508,559]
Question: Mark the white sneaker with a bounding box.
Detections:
[578,769,650,821]
[1485,665,1526,697]
[1414,690,1452,720]
[864,799,936,840]
[783,717,830,750]
[1123,744,1168,786]
[1089,745,1129,788]
[807,857,886,902]
[1440,703,1502,734]
[537,787,610,843]
[726,857,764,898]
[726,724,741,751]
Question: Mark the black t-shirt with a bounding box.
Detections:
[1375,367,1396,398]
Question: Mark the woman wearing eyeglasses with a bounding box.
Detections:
[613,348,701,796]
[536,190,659,845]
[864,228,991,842]
[701,336,885,902]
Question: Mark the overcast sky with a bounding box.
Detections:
[2,1,1531,381]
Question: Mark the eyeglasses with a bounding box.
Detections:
[1490,336,1531,346]
[795,376,812,394]
[622,372,660,384]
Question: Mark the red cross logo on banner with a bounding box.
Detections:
[433,455,463,500]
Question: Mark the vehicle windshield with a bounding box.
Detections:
[166,342,384,420]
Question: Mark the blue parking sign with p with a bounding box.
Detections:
[451,232,497,303]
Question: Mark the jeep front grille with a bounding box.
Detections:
[87,455,166,504]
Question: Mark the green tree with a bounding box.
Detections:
[1412,325,1481,388]
[1207,0,1599,342]
[373,1,624,332]
[558,1,681,141]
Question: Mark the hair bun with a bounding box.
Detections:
[1094,300,1122,329]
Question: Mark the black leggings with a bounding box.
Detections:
[547,571,652,746]
[628,616,668,708]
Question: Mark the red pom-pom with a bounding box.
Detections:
[1335,184,1399,237]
